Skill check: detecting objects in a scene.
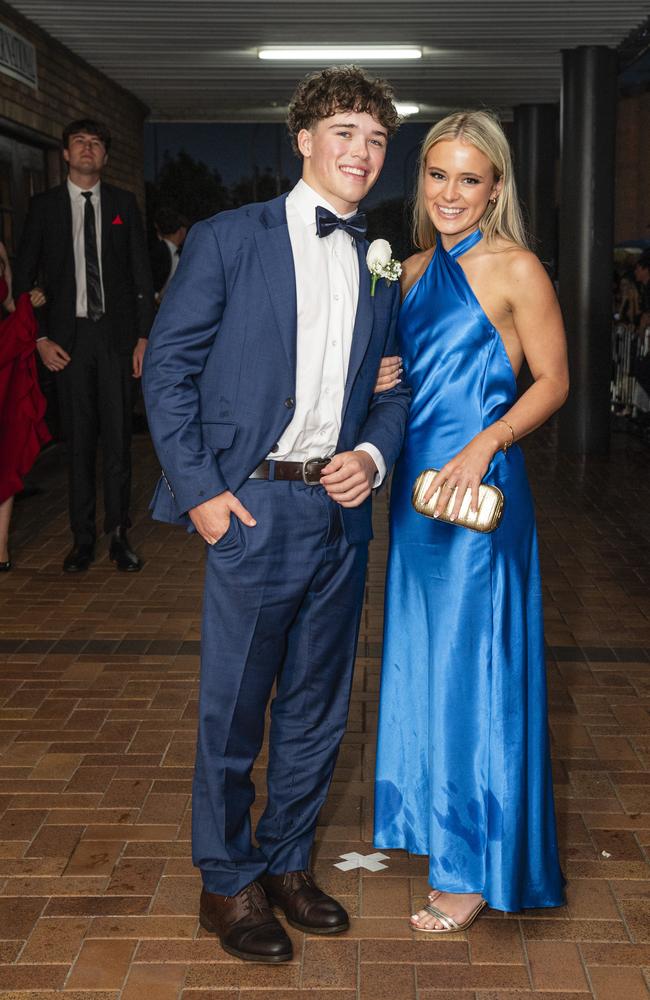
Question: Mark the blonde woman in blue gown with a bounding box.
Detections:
[373,111,569,932]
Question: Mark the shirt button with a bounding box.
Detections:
[331,340,337,347]
[284,397,295,409]
[271,443,279,453]
[333,294,340,301]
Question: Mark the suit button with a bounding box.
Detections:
[271,443,279,453]
[284,397,295,409]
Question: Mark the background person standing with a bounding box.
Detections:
[0,243,49,571]
[14,119,155,573]
[151,206,188,303]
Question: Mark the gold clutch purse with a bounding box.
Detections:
[411,469,505,533]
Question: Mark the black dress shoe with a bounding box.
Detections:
[0,559,11,572]
[63,544,95,573]
[199,882,292,963]
[109,529,142,572]
[260,870,349,934]
[14,485,44,502]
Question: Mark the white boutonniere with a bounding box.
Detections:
[366,239,402,297]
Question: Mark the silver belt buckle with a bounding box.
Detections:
[302,456,328,486]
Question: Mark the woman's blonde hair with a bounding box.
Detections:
[412,110,528,251]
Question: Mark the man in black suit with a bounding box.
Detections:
[14,119,155,573]
[151,206,187,303]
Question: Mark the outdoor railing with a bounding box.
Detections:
[611,322,650,412]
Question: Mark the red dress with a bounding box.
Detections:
[0,278,51,503]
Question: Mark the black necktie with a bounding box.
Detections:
[315,206,367,241]
[82,191,103,321]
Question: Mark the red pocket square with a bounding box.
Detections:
[112,214,124,225]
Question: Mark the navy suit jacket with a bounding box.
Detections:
[142,193,410,544]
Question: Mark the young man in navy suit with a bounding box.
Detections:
[143,67,409,963]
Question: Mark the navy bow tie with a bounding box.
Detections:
[315,206,367,241]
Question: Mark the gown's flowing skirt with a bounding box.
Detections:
[375,446,564,911]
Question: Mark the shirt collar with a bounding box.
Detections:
[67,178,101,200]
[286,178,359,229]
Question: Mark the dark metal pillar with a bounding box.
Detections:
[512,104,558,275]
[558,46,617,454]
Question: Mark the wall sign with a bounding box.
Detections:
[0,23,37,90]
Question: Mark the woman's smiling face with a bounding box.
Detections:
[423,138,502,247]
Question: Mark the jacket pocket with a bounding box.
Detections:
[201,421,237,451]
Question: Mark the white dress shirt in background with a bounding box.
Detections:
[67,178,105,318]
[267,179,386,484]
[158,238,180,301]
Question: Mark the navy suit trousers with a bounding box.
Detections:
[192,478,368,895]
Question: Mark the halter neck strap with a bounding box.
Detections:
[445,228,483,259]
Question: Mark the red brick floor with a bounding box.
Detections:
[0,424,648,998]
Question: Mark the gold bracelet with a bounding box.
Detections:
[496,418,515,454]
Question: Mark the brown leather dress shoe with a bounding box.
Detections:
[260,870,349,934]
[199,882,292,963]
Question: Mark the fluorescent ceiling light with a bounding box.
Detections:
[258,47,422,61]
[395,103,419,116]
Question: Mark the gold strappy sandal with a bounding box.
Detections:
[411,897,486,934]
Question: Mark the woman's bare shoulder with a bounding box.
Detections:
[486,240,544,276]
[482,240,550,290]
[400,249,434,299]
[483,241,557,315]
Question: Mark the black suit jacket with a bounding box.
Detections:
[13,182,155,354]
[150,238,174,296]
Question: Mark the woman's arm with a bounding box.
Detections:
[372,251,434,393]
[0,242,14,310]
[494,251,569,440]
[426,250,569,517]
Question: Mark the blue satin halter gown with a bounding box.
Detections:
[374,229,565,912]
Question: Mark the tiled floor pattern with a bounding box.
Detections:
[0,425,648,998]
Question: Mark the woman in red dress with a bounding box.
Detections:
[0,244,50,570]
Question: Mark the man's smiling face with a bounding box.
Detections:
[298,110,388,214]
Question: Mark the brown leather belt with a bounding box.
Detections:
[249,457,330,485]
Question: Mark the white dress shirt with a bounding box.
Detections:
[158,238,180,300]
[67,178,105,318]
[268,179,385,483]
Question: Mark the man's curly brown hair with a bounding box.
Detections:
[287,65,400,156]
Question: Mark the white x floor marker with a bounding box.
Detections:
[334,851,389,872]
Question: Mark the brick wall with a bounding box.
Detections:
[615,91,650,244]
[0,0,147,203]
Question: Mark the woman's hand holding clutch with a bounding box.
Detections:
[423,427,507,520]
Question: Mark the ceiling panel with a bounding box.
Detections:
[10,0,650,120]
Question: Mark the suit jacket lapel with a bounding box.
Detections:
[99,183,111,264]
[342,239,374,418]
[58,184,73,266]
[254,195,297,371]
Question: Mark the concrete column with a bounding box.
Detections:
[512,103,558,275]
[558,46,618,454]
